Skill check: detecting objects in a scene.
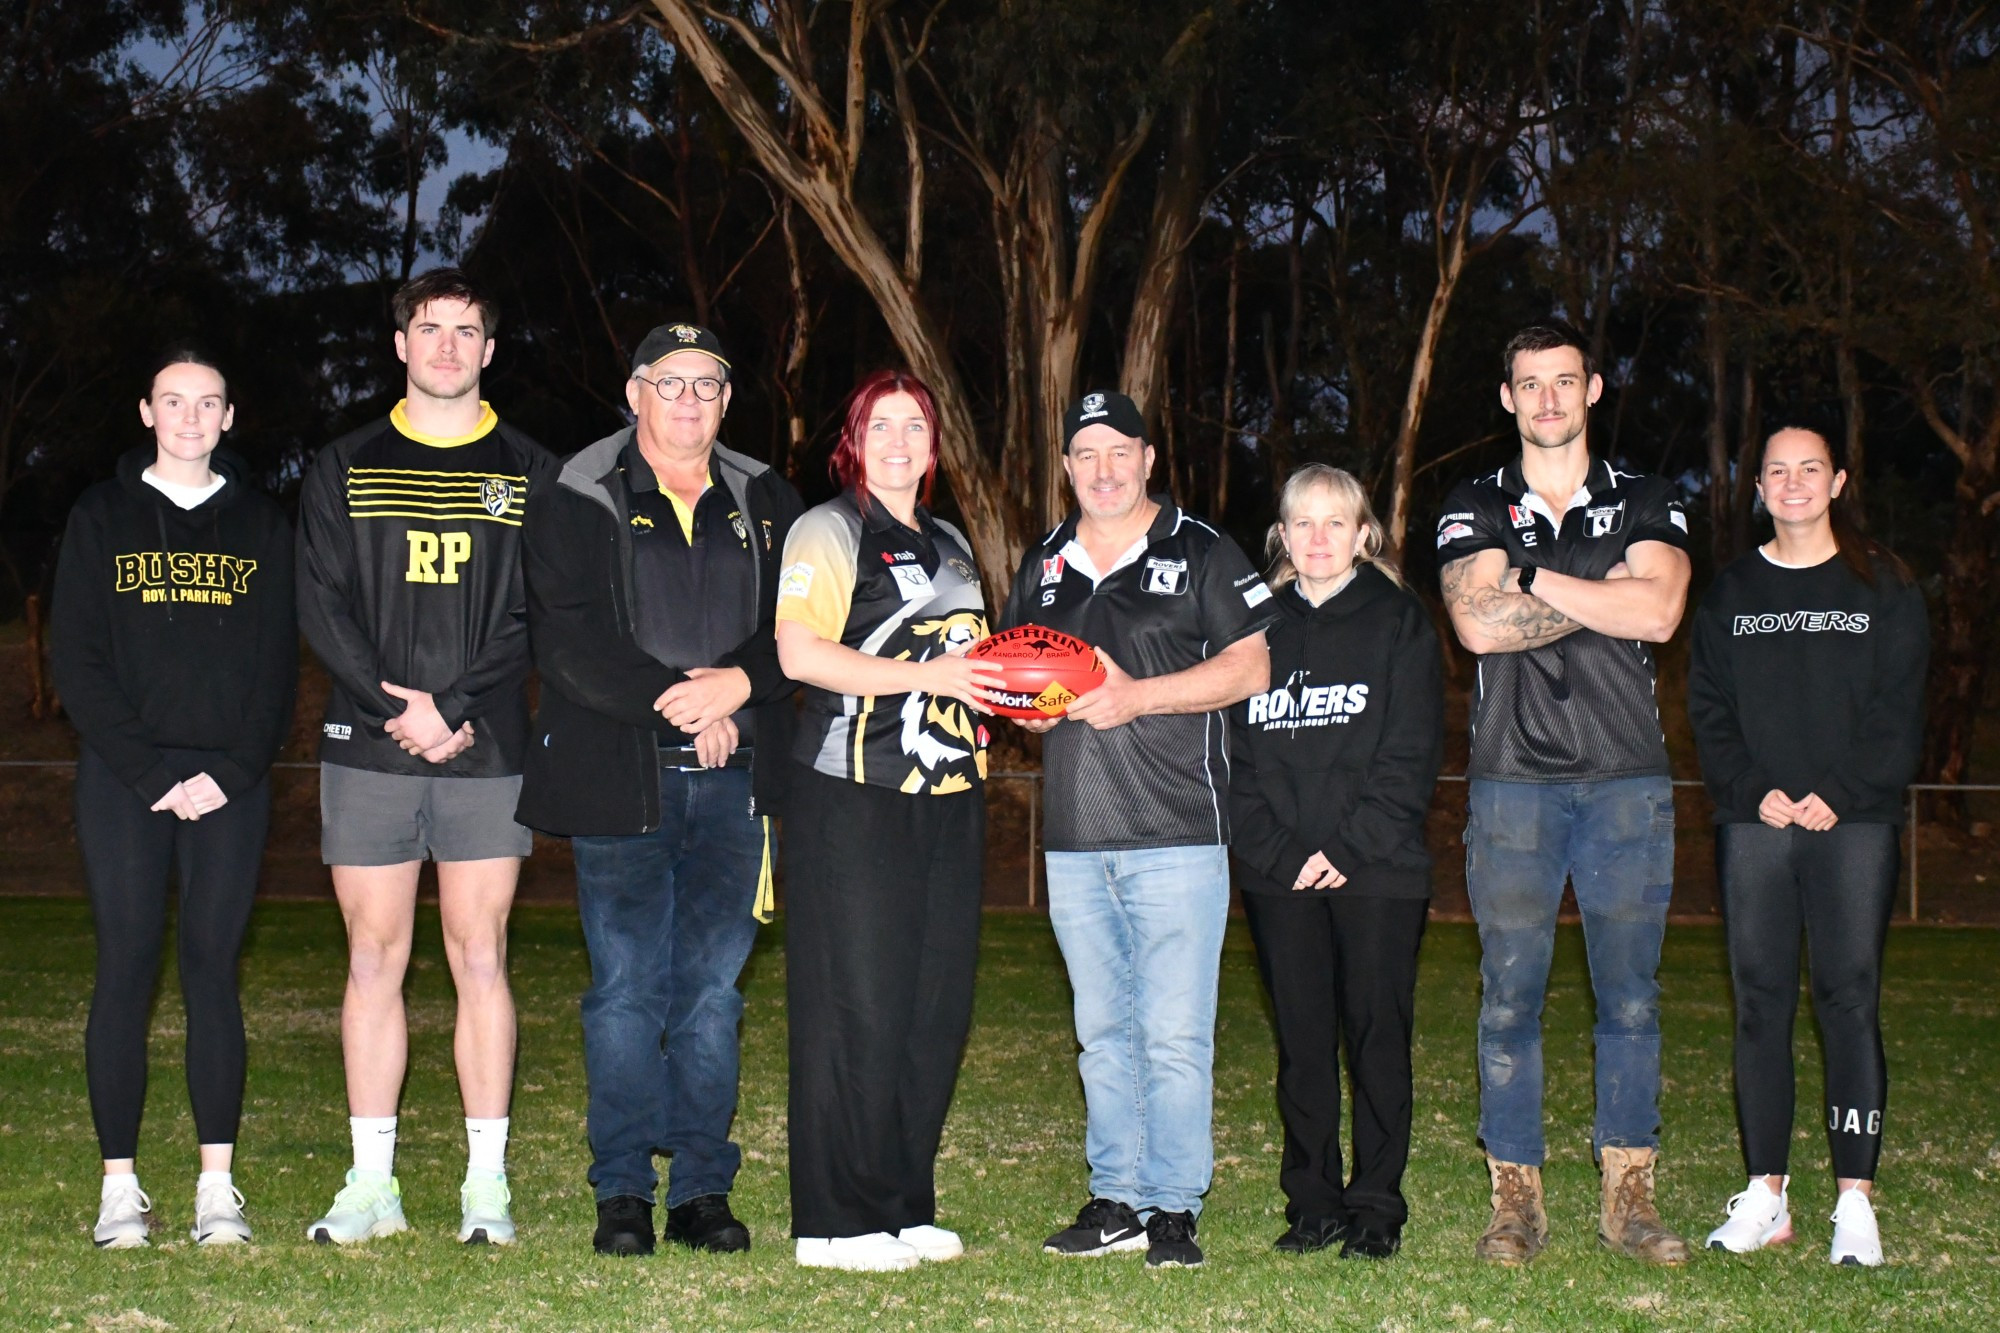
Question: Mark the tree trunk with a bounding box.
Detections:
[1119,87,1205,429]
[1384,221,1470,558]
[1218,235,1239,521]
[1729,359,1759,555]
[1923,463,1998,796]
[1703,295,1733,566]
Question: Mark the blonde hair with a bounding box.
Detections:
[1264,464,1403,589]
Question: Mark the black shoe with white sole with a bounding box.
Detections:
[1144,1209,1203,1268]
[1042,1198,1147,1256]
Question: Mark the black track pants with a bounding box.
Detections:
[77,746,269,1159]
[783,764,984,1239]
[1242,890,1428,1226]
[1717,821,1897,1181]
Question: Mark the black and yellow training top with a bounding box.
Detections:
[299,400,556,777]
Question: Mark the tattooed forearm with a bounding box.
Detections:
[1440,555,1583,653]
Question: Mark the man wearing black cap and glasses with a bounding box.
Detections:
[1002,391,1275,1269]
[516,322,803,1257]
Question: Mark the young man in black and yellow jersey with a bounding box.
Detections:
[297,269,554,1247]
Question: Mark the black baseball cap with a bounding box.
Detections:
[631,322,732,375]
[1062,390,1147,451]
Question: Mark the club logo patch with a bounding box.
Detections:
[730,511,748,542]
[778,563,814,599]
[1081,392,1107,418]
[669,323,701,343]
[482,478,515,517]
[1584,500,1625,538]
[1142,556,1188,595]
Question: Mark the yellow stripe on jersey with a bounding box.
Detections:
[774,507,857,641]
[390,400,499,447]
[347,468,527,526]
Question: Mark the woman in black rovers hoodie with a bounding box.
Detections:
[50,351,295,1250]
[1229,464,1442,1260]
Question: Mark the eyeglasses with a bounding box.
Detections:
[636,375,725,402]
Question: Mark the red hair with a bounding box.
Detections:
[829,369,941,507]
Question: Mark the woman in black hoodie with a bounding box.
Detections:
[50,351,296,1249]
[1230,464,1443,1260]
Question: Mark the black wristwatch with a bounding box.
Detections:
[1515,565,1537,596]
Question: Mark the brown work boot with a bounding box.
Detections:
[1474,1156,1548,1265]
[1599,1146,1691,1264]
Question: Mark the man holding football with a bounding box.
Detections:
[1001,390,1274,1269]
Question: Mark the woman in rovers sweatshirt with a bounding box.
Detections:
[1228,464,1443,1261]
[1688,426,1928,1269]
[50,350,296,1250]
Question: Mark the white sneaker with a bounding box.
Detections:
[307,1170,409,1245]
[93,1179,152,1249]
[1705,1177,1792,1253]
[795,1232,922,1271]
[192,1180,252,1245]
[897,1224,964,1261]
[1829,1188,1884,1267]
[458,1172,516,1245]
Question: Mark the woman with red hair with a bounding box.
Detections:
[774,370,1002,1271]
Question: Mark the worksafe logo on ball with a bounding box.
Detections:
[1142,556,1188,595]
[482,478,515,517]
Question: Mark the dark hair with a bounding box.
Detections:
[829,369,941,507]
[1502,321,1594,384]
[149,345,229,407]
[1757,425,1910,586]
[392,267,497,337]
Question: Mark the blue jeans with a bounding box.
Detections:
[1465,776,1674,1166]
[1044,845,1230,1218]
[573,766,765,1206]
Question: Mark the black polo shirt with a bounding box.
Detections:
[1002,499,1275,851]
[622,441,759,746]
[1435,455,1690,782]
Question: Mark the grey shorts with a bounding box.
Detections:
[320,765,533,866]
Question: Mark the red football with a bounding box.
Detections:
[968,624,1107,719]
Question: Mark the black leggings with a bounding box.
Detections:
[1717,821,1897,1181]
[78,746,269,1159]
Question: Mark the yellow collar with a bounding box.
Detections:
[390,400,498,448]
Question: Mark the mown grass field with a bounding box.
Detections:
[0,899,1994,1332]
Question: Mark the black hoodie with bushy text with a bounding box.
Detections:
[51,447,297,803]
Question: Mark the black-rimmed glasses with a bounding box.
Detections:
[636,375,725,402]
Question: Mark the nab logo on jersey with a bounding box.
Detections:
[407,531,472,583]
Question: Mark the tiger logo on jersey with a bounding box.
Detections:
[896,611,990,793]
[482,478,515,517]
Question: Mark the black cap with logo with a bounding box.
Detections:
[631,322,732,376]
[1062,390,1147,452]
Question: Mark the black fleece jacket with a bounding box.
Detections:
[50,447,297,803]
[1228,566,1443,898]
[1688,549,1928,825]
[515,430,804,836]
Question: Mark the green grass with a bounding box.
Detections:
[0,902,1995,1331]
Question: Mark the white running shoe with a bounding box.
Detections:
[93,1179,152,1250]
[307,1170,409,1245]
[458,1172,516,1245]
[795,1232,922,1272]
[192,1180,252,1245]
[1705,1177,1792,1253]
[897,1224,964,1262]
[1829,1188,1884,1267]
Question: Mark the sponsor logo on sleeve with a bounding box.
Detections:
[1437,521,1474,548]
[1243,582,1272,607]
[1669,508,1688,533]
[778,562,814,599]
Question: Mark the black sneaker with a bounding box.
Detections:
[593,1195,655,1256]
[664,1193,750,1253]
[1340,1217,1402,1260]
[1042,1198,1147,1256]
[1144,1209,1203,1268]
[1274,1214,1349,1253]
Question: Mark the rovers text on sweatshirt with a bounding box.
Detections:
[297,402,555,777]
[50,447,297,804]
[1688,548,1929,825]
[1228,565,1444,897]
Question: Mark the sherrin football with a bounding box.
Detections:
[968,624,1107,719]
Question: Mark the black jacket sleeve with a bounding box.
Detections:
[431,444,556,732]
[1817,578,1930,819]
[1227,708,1321,889]
[295,444,401,727]
[49,499,177,803]
[1329,600,1444,869]
[207,508,297,797]
[714,473,806,707]
[1687,592,1772,816]
[522,484,687,731]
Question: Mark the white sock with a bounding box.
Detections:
[197,1170,233,1192]
[350,1116,397,1177]
[465,1117,509,1177]
[102,1171,140,1199]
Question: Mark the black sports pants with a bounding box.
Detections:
[1717,821,1897,1181]
[77,746,269,1159]
[1241,890,1428,1226]
[783,764,983,1238]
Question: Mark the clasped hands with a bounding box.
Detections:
[1759,789,1839,831]
[150,772,228,820]
[653,666,753,769]
[382,681,477,763]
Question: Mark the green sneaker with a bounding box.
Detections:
[459,1172,515,1246]
[307,1170,408,1245]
